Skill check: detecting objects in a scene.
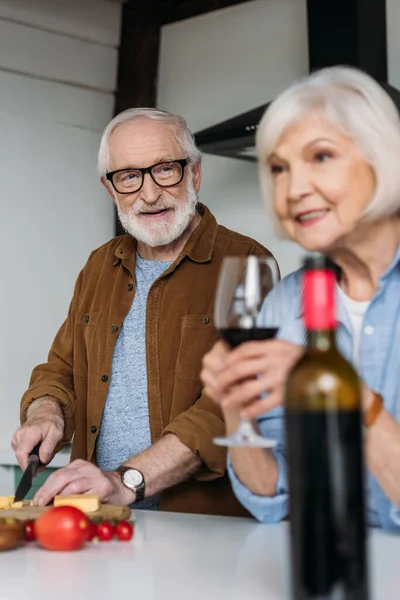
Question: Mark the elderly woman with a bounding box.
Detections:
[201,66,400,530]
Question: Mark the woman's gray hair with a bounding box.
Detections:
[97,107,201,176]
[256,66,400,237]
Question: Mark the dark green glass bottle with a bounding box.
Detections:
[285,255,369,600]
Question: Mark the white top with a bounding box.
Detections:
[1,510,399,600]
[337,285,370,366]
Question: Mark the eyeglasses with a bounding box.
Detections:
[105,158,190,194]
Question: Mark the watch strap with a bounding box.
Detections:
[364,390,383,429]
[134,479,145,503]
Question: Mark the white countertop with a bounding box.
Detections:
[1,510,399,600]
[0,447,71,468]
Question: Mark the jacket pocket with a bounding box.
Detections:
[176,314,218,381]
[73,311,102,376]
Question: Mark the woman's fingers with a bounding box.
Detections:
[201,340,231,403]
[217,357,271,390]
[202,340,230,368]
[221,359,297,411]
[217,341,303,391]
[240,392,282,419]
[217,349,302,394]
[201,339,304,416]
[221,377,271,409]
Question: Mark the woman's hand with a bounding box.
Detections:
[201,339,303,420]
[201,340,231,406]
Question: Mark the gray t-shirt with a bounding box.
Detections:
[96,254,172,510]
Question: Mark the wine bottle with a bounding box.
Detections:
[285,255,369,600]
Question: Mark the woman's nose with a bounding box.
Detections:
[287,166,313,201]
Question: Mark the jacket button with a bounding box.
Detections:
[203,317,210,324]
[101,374,109,382]
[111,325,118,333]
[127,283,134,291]
[90,425,97,434]
[83,315,89,323]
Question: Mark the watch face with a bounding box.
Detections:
[124,469,143,488]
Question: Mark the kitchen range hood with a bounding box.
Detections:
[194,104,267,162]
[194,83,400,162]
[195,0,395,162]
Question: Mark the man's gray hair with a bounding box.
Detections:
[97,107,202,176]
[256,66,400,237]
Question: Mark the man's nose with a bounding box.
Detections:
[139,172,162,204]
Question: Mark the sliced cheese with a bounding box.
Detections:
[0,496,15,509]
[11,500,34,509]
[53,494,100,513]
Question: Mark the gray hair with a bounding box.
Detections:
[97,107,202,176]
[256,66,400,237]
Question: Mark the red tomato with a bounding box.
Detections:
[86,520,97,542]
[35,506,89,551]
[115,521,134,542]
[96,521,114,542]
[24,520,36,542]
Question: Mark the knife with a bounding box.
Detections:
[14,443,41,503]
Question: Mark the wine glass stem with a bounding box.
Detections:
[236,417,257,440]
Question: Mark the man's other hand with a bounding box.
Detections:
[11,397,65,471]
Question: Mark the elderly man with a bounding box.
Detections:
[12,108,272,516]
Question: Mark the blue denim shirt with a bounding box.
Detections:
[228,247,400,530]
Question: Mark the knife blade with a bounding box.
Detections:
[14,443,41,503]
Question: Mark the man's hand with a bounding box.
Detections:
[11,397,65,471]
[201,339,303,420]
[33,460,135,507]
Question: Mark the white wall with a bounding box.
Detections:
[0,0,120,454]
[387,0,400,89]
[157,0,309,276]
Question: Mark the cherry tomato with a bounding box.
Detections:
[86,520,97,542]
[35,506,89,551]
[96,521,114,542]
[115,520,134,542]
[24,520,36,542]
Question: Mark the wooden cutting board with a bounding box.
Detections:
[0,503,131,522]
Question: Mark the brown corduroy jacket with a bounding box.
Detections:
[20,204,272,517]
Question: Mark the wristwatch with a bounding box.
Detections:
[115,466,145,503]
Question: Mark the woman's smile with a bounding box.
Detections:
[293,208,330,226]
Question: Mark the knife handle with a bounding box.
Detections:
[29,443,41,459]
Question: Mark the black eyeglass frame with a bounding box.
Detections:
[105,158,190,194]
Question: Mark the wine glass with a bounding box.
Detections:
[213,255,281,448]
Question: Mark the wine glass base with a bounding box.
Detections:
[213,434,276,448]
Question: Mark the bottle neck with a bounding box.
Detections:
[303,268,336,331]
[306,328,336,351]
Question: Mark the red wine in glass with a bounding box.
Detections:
[220,327,279,348]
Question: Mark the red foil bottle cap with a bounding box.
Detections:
[303,269,336,330]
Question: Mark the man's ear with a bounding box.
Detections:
[101,177,117,204]
[191,161,202,193]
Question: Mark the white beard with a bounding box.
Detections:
[116,176,198,248]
